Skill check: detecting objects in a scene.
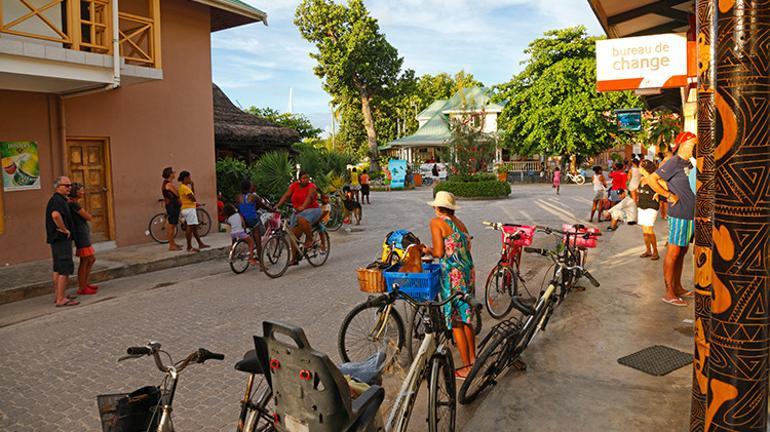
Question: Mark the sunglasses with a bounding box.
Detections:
[60,184,73,187]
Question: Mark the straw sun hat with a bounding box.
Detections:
[427,191,459,210]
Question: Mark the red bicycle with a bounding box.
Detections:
[482,221,536,319]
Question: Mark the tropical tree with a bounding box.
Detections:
[245,107,322,140]
[641,109,681,152]
[495,26,642,158]
[448,114,497,177]
[295,0,403,172]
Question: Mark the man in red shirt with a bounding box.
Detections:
[607,162,628,205]
[276,171,322,262]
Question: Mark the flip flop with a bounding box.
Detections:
[661,297,687,307]
[54,294,78,304]
[640,253,652,258]
[199,244,211,249]
[55,299,80,307]
[650,255,660,261]
[679,291,694,298]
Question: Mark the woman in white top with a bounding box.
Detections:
[590,166,608,222]
[627,159,642,202]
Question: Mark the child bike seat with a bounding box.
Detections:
[256,320,384,432]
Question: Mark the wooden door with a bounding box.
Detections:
[67,138,113,242]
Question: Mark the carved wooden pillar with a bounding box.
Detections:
[706,0,770,430]
[690,1,717,431]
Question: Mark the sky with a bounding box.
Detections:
[211,0,604,134]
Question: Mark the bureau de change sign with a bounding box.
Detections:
[596,33,688,92]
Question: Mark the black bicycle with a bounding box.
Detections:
[458,228,601,404]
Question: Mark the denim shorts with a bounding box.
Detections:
[290,207,322,227]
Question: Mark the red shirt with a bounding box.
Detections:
[289,181,319,209]
[609,170,627,190]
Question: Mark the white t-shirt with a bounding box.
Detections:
[227,214,245,235]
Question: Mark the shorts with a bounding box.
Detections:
[166,203,181,225]
[361,184,370,195]
[637,208,659,227]
[384,178,391,185]
[290,207,322,228]
[609,189,623,202]
[51,240,74,275]
[350,184,361,191]
[593,189,607,201]
[76,246,95,257]
[668,217,694,247]
[231,231,249,241]
[181,207,198,226]
[609,205,637,224]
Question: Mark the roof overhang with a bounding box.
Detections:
[192,0,268,32]
[588,0,693,39]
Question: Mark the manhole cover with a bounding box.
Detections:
[617,345,692,376]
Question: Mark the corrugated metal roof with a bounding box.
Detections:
[389,112,451,147]
[441,86,504,113]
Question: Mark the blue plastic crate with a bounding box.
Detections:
[384,263,441,301]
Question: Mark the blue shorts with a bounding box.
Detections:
[290,207,322,227]
[668,217,694,247]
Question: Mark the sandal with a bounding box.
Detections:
[650,255,660,261]
[55,299,80,307]
[679,290,694,298]
[640,253,652,258]
[661,297,687,307]
[54,294,78,304]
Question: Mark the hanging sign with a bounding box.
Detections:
[596,33,688,91]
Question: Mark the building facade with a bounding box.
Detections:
[0,0,266,264]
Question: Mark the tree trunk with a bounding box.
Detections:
[359,91,379,173]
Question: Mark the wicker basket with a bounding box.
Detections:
[357,268,386,293]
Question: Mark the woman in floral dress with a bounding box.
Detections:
[421,191,476,378]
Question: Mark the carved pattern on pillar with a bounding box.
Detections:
[706,0,770,431]
[691,1,717,430]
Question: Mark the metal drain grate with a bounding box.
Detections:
[617,345,692,376]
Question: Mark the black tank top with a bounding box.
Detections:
[162,180,179,206]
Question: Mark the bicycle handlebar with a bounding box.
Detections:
[390,284,474,309]
[119,343,224,372]
[127,346,151,356]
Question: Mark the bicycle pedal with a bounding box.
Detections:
[512,359,527,371]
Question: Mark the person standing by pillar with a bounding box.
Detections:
[647,132,697,307]
[46,176,78,307]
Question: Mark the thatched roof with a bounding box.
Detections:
[213,83,300,151]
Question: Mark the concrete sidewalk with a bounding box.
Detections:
[0,233,232,305]
[463,217,695,431]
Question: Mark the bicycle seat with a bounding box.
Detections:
[339,352,386,385]
[234,349,264,375]
[257,321,384,432]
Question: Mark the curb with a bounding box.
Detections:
[0,245,229,305]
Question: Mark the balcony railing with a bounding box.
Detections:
[0,0,161,68]
[501,160,544,173]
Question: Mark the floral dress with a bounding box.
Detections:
[438,215,475,329]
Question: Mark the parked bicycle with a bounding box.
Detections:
[325,191,345,232]
[482,221,535,319]
[457,228,601,404]
[566,172,585,185]
[259,210,330,278]
[148,199,212,244]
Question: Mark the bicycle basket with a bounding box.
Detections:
[562,224,599,249]
[357,267,386,293]
[97,386,163,432]
[502,225,535,247]
[384,263,441,301]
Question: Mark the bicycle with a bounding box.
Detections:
[259,210,330,278]
[148,200,212,244]
[229,212,282,274]
[481,221,535,319]
[457,228,601,404]
[97,342,226,432]
[233,349,275,432]
[566,172,585,185]
[325,191,345,232]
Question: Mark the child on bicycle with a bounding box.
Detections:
[224,204,258,265]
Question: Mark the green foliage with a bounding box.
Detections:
[253,151,294,203]
[292,142,352,193]
[295,0,403,169]
[447,173,497,183]
[245,107,321,140]
[640,109,681,152]
[495,26,642,158]
[215,157,250,203]
[434,179,511,198]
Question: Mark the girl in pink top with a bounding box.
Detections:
[552,167,561,195]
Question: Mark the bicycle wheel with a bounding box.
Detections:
[196,208,212,237]
[405,305,427,364]
[229,240,251,274]
[429,351,456,432]
[242,378,274,432]
[484,265,516,319]
[458,329,510,404]
[261,235,291,279]
[148,213,170,244]
[574,174,585,185]
[305,229,330,267]
[326,205,343,232]
[338,301,405,364]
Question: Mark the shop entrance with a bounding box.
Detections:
[67,138,114,242]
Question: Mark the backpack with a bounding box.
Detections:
[380,230,421,263]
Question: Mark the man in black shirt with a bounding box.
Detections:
[46,176,78,307]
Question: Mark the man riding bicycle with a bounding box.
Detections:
[276,171,322,264]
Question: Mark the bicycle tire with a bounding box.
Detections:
[305,229,330,267]
[242,379,274,432]
[148,213,170,244]
[405,305,427,364]
[338,301,405,364]
[326,205,343,232]
[574,175,585,185]
[261,234,291,279]
[196,208,212,237]
[458,328,510,404]
[229,240,251,274]
[484,265,516,319]
[429,351,456,432]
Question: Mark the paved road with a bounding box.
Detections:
[0,185,597,431]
